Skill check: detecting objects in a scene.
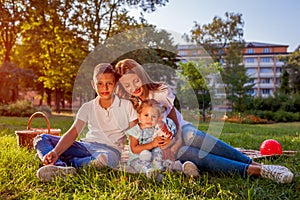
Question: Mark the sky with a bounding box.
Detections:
[129,0,299,52]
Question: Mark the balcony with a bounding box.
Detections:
[259,83,275,89]
[259,72,274,78]
[260,62,275,67]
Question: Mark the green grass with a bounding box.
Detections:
[0,115,299,199]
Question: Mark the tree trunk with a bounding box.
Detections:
[55,88,61,113]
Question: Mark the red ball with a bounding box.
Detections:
[260,139,282,156]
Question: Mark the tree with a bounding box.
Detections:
[0,0,27,62]
[177,60,223,121]
[1,0,171,112]
[184,12,252,112]
[73,26,178,103]
[279,70,291,95]
[221,42,254,112]
[65,0,170,49]
[184,12,244,62]
[280,46,300,94]
[14,1,89,112]
[0,62,33,103]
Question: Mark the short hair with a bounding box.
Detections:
[93,63,116,81]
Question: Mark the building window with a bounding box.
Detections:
[261,57,271,63]
[263,48,270,53]
[246,68,257,75]
[245,58,255,63]
[261,89,270,94]
[178,51,187,56]
[276,67,282,73]
[247,49,254,54]
[192,50,198,56]
[260,78,270,84]
[260,68,273,73]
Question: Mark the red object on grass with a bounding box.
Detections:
[260,139,282,156]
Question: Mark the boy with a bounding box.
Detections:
[34,63,137,182]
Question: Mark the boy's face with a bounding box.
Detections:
[92,73,116,100]
[138,106,160,129]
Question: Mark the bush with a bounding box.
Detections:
[0,100,37,117]
[273,110,300,122]
[225,113,270,124]
[251,110,300,122]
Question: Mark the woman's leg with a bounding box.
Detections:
[182,124,252,164]
[177,145,294,183]
[177,146,249,177]
[33,134,92,167]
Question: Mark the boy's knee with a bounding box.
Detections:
[33,134,46,149]
[139,150,152,161]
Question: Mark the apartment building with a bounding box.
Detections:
[177,42,289,98]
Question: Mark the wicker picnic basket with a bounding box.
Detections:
[15,112,61,149]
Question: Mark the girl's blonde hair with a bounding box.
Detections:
[137,99,165,116]
[114,59,163,109]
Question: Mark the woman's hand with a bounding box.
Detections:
[158,136,174,149]
[170,138,182,156]
[42,150,58,165]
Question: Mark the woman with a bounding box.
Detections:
[114,58,294,184]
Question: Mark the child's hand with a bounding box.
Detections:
[151,136,161,148]
[42,150,58,165]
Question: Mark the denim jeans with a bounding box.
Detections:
[33,134,121,168]
[177,124,252,177]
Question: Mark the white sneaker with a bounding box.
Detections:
[182,161,199,177]
[261,165,294,184]
[93,154,108,168]
[36,165,76,182]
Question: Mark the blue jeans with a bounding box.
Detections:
[33,134,121,168]
[177,124,252,177]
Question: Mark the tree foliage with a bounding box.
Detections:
[0,0,27,62]
[221,42,254,112]
[184,12,252,112]
[184,12,244,62]
[280,46,300,94]
[176,61,222,113]
[73,26,178,103]
[0,0,171,112]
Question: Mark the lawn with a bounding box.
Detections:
[0,115,299,199]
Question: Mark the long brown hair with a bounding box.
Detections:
[114,59,164,108]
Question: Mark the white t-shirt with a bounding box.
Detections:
[76,95,137,152]
[147,84,190,127]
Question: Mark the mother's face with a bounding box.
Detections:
[119,73,144,97]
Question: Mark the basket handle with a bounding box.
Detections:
[27,112,51,134]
